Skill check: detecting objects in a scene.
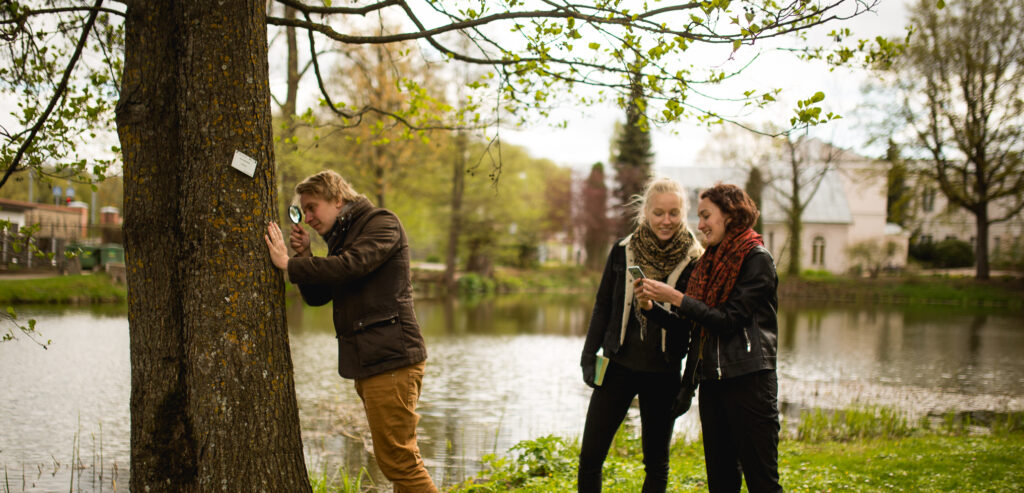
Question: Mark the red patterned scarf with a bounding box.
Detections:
[685,228,763,308]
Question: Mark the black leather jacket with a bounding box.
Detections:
[645,246,778,383]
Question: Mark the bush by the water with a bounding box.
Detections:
[910,238,975,268]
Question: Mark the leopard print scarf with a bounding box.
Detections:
[630,221,692,280]
[630,222,694,341]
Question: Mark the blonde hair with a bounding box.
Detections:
[629,176,688,227]
[294,170,362,204]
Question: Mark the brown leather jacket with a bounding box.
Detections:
[287,197,427,379]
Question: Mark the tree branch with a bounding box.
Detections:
[273,0,403,16]
[0,0,104,190]
[0,4,124,28]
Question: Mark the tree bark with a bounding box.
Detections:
[118,1,311,491]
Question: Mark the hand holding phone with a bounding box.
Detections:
[629,265,654,310]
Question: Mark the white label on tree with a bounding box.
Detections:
[231,150,257,177]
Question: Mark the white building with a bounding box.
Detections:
[907,181,1024,267]
[659,160,908,275]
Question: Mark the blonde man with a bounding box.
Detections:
[265,170,436,492]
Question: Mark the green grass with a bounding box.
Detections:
[444,408,1024,493]
[780,435,1024,492]
[309,465,373,493]
[0,273,126,304]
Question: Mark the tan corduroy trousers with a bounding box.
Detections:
[354,361,437,493]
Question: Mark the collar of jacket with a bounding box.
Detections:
[324,196,373,247]
[618,229,705,351]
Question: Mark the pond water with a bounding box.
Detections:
[1,296,1022,492]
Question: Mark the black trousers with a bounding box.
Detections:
[578,360,680,493]
[698,369,783,493]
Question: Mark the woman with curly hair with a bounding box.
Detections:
[636,183,782,493]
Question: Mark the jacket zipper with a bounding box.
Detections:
[716,337,722,379]
[715,330,752,380]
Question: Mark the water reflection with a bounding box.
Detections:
[291,293,607,487]
[1,299,1022,492]
[0,305,131,493]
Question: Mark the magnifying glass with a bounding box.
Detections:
[288,205,303,224]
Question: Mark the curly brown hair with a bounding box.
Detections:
[700,183,759,232]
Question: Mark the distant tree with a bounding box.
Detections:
[583,162,610,271]
[773,135,842,276]
[611,70,654,237]
[886,0,1024,279]
[847,238,901,277]
[745,166,767,233]
[445,129,468,289]
[543,166,574,248]
[328,34,447,208]
[698,123,780,231]
[883,139,912,228]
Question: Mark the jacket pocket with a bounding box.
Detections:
[353,311,406,367]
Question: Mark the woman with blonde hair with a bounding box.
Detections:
[637,183,782,493]
[578,176,704,493]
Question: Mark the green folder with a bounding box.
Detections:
[594,354,610,386]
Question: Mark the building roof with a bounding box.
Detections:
[0,197,87,215]
[656,165,853,225]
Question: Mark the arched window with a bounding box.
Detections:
[812,236,826,266]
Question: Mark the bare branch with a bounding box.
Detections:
[273,0,403,17]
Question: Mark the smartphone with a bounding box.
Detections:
[627,265,646,280]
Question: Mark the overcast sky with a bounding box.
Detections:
[497,0,912,170]
[2,0,912,184]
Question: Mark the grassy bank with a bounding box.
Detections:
[0,273,126,304]
[780,273,1024,309]
[2,267,1022,308]
[453,265,602,295]
[443,407,1024,493]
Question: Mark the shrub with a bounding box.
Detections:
[933,238,975,268]
[799,269,834,280]
[795,406,912,442]
[457,272,496,295]
[909,239,937,263]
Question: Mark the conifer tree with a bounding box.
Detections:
[612,70,654,237]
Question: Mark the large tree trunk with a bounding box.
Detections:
[118,2,311,491]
